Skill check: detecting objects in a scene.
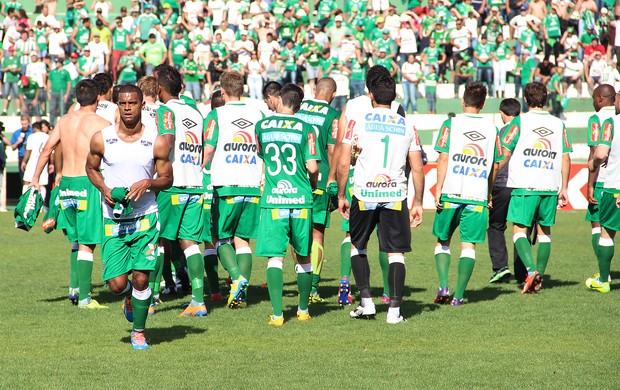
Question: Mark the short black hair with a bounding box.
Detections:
[263,81,282,98]
[211,90,224,109]
[279,83,304,112]
[157,65,183,97]
[93,72,113,96]
[40,119,50,128]
[75,79,99,106]
[32,121,42,130]
[463,81,487,109]
[499,98,521,117]
[368,74,396,105]
[366,65,391,90]
[112,85,122,104]
[524,82,547,108]
[118,84,144,103]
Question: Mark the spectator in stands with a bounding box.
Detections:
[563,51,584,96]
[47,58,71,126]
[401,54,421,114]
[2,46,21,115]
[245,51,264,100]
[542,7,562,62]
[587,51,607,94]
[329,60,351,112]
[9,115,32,183]
[453,53,474,97]
[422,38,446,76]
[561,26,580,53]
[534,58,552,84]
[450,18,471,66]
[547,65,564,119]
[425,66,438,114]
[474,34,493,97]
[139,34,167,76]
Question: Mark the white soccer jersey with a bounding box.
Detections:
[23,132,49,184]
[142,101,161,133]
[101,125,158,219]
[343,107,420,202]
[74,100,118,124]
[600,116,620,190]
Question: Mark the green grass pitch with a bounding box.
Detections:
[1,210,618,388]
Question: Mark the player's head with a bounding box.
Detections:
[211,90,225,109]
[365,65,391,90]
[499,98,520,124]
[315,77,337,103]
[220,71,245,100]
[32,121,42,132]
[75,78,99,107]
[462,81,487,110]
[152,64,168,79]
[112,84,122,104]
[368,73,396,106]
[117,85,144,127]
[524,82,547,109]
[278,83,304,113]
[137,76,158,99]
[263,81,282,111]
[592,84,616,111]
[93,72,113,99]
[157,65,183,101]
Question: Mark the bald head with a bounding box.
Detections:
[593,84,616,111]
[315,77,337,102]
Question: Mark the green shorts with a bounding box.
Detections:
[157,190,204,242]
[101,213,159,281]
[57,176,103,245]
[599,192,620,232]
[585,185,604,222]
[256,208,313,257]
[312,189,331,228]
[432,201,488,243]
[212,191,260,240]
[507,193,558,227]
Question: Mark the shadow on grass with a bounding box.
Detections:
[121,325,206,345]
[466,286,515,303]
[538,277,579,290]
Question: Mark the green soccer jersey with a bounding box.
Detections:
[422,15,437,36]
[34,28,47,52]
[136,13,161,41]
[547,73,562,92]
[140,41,167,65]
[171,37,190,66]
[375,57,394,73]
[48,68,71,92]
[280,17,296,40]
[256,114,320,208]
[423,46,441,63]
[281,47,298,71]
[475,43,494,67]
[521,57,537,83]
[432,30,450,45]
[211,41,228,58]
[112,27,130,50]
[495,41,509,60]
[521,29,537,49]
[317,0,335,19]
[162,12,179,39]
[2,56,20,82]
[425,73,438,92]
[295,99,340,190]
[543,14,561,39]
[351,59,366,81]
[118,54,142,83]
[183,58,200,82]
[20,77,39,99]
[302,42,322,67]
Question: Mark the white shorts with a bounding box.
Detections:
[307,65,320,79]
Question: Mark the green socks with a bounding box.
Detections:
[70,243,79,290]
[454,253,475,300]
[379,251,389,296]
[217,242,241,280]
[598,238,614,282]
[434,246,451,288]
[591,228,601,258]
[340,237,352,278]
[311,241,324,291]
[131,287,151,332]
[266,260,284,317]
[77,251,94,303]
[297,263,313,311]
[514,234,535,272]
[536,236,551,275]
[148,247,164,296]
[184,245,205,304]
[203,249,220,294]
[237,247,253,284]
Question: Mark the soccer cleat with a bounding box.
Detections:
[179,302,208,317]
[489,267,512,283]
[268,315,284,326]
[69,288,79,305]
[521,271,541,294]
[161,286,177,295]
[78,299,109,309]
[451,298,464,306]
[592,273,612,283]
[210,293,223,302]
[349,304,376,319]
[585,276,611,293]
[148,304,155,316]
[338,278,351,306]
[123,297,133,322]
[386,315,406,324]
[297,311,312,321]
[227,276,249,309]
[433,287,451,304]
[309,292,324,303]
[130,331,150,350]
[381,294,390,304]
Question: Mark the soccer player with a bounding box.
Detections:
[86,85,173,350]
[330,65,406,306]
[70,73,119,124]
[30,79,112,308]
[585,90,620,293]
[21,121,50,200]
[499,82,572,294]
[336,73,424,324]
[585,85,616,272]
[137,76,162,133]
[155,65,207,316]
[295,77,340,302]
[255,83,320,326]
[262,81,282,114]
[203,71,265,308]
[432,82,503,306]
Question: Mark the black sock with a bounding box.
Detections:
[388,262,405,308]
[351,251,371,298]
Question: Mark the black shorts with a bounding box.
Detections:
[349,196,412,253]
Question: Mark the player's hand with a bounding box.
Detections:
[616,196,620,208]
[488,193,493,209]
[55,174,62,187]
[409,205,423,228]
[29,179,41,191]
[102,187,115,208]
[558,189,568,208]
[587,185,598,204]
[587,159,596,172]
[127,179,152,202]
[338,197,350,220]
[435,194,442,210]
[20,161,26,172]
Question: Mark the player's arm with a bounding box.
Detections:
[305,126,320,190]
[559,125,573,207]
[498,116,520,172]
[127,134,173,201]
[336,116,353,220]
[488,131,504,207]
[328,106,347,183]
[85,131,114,207]
[408,149,424,228]
[586,115,600,203]
[434,120,451,209]
[30,124,61,189]
[202,110,219,167]
[21,149,31,172]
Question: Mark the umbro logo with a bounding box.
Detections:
[464,131,486,142]
[182,118,198,129]
[533,127,553,137]
[232,118,253,129]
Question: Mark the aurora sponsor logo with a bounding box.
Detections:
[271,180,298,195]
[224,131,257,164]
[365,174,397,188]
[452,143,488,178]
[180,131,202,165]
[361,174,403,198]
[523,138,556,170]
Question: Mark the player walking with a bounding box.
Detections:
[86,85,172,349]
